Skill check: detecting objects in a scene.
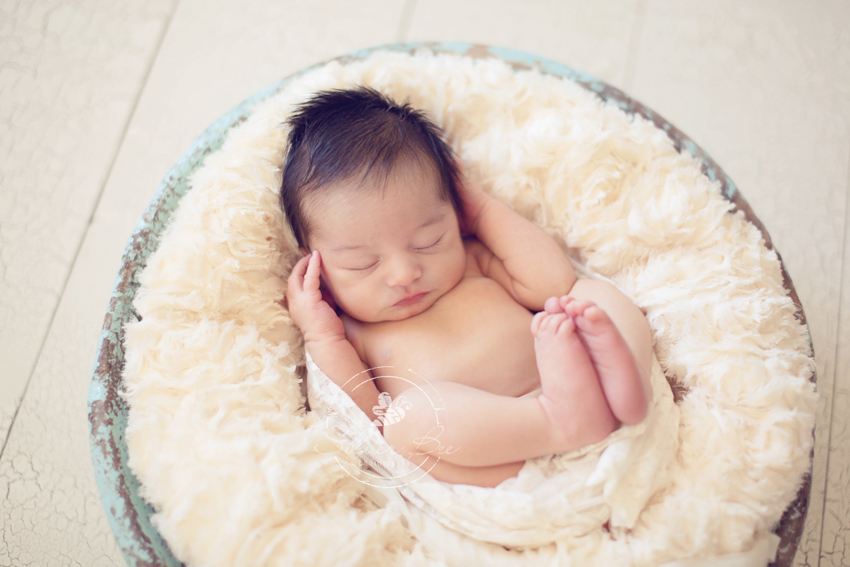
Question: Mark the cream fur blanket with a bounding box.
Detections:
[123,49,817,567]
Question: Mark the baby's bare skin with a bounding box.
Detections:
[343,242,540,401]
[351,279,646,471]
[286,160,652,487]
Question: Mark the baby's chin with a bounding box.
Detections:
[343,293,439,323]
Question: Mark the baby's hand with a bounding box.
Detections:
[455,165,491,236]
[286,251,346,346]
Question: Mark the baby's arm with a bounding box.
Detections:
[287,251,381,422]
[460,172,575,310]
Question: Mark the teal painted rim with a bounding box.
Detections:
[88,42,812,567]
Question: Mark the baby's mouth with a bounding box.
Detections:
[394,292,429,307]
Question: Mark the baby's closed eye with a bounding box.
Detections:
[347,260,378,272]
[414,234,444,252]
[342,234,445,271]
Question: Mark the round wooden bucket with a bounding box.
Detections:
[88,42,814,567]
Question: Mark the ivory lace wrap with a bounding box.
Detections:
[306,344,680,549]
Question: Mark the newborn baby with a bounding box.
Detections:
[283,87,653,487]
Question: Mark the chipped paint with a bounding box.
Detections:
[88,75,286,567]
[87,42,815,567]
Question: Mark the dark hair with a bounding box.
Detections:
[280,86,463,249]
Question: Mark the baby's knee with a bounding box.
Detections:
[572,280,650,334]
[570,278,622,305]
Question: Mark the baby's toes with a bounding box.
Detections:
[557,295,575,313]
[533,312,567,338]
[554,314,577,337]
[544,296,564,314]
[562,298,589,319]
[582,305,607,324]
[531,310,547,335]
[548,313,569,333]
[574,305,613,335]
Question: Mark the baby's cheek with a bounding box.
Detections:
[335,282,375,319]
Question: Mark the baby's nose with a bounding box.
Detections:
[386,254,422,287]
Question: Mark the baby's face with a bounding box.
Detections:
[306,161,466,323]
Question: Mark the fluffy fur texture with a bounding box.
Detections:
[123,49,816,566]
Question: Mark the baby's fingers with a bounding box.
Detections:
[288,253,311,292]
[303,250,323,293]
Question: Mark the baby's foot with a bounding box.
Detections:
[560,298,646,424]
[530,311,615,447]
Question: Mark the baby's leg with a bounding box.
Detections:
[382,316,617,468]
[382,381,581,468]
[557,279,653,425]
[404,453,525,488]
[531,310,619,445]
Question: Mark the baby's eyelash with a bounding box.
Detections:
[415,236,443,252]
[348,261,378,272]
[345,235,444,270]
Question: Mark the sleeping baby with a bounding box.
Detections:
[282,87,653,488]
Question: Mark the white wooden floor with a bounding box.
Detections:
[1,1,847,565]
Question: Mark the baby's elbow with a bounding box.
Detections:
[513,259,575,310]
[534,266,576,306]
[518,285,562,312]
[548,259,576,297]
